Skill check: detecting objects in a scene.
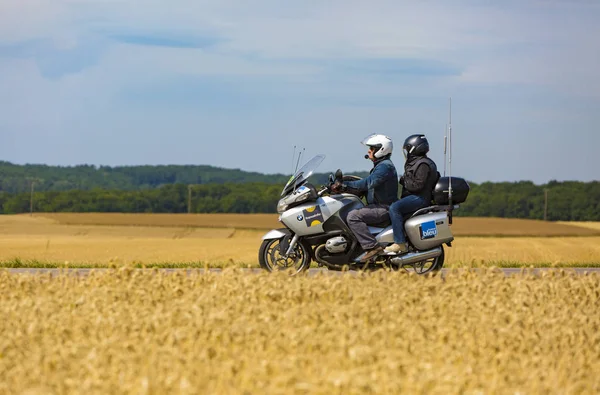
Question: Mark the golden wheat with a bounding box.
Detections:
[31,213,600,237]
[446,237,600,267]
[32,213,281,230]
[0,269,598,394]
[1,216,599,267]
[450,217,600,236]
[558,221,600,231]
[1,235,599,267]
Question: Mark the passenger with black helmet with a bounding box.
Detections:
[333,134,399,262]
[385,134,439,254]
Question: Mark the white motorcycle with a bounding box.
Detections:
[258,155,470,275]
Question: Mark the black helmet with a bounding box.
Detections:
[403,134,429,158]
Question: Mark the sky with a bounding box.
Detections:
[0,0,599,184]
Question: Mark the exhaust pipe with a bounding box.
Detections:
[389,247,442,266]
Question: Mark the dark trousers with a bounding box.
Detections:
[389,195,429,244]
[346,204,390,250]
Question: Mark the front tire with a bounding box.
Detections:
[258,238,311,275]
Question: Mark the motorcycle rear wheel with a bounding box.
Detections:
[258,238,311,275]
[390,246,445,275]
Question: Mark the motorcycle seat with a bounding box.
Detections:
[371,218,392,228]
[402,204,437,220]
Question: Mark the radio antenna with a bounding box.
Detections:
[291,145,297,175]
[294,147,305,174]
[448,97,453,214]
[443,125,448,177]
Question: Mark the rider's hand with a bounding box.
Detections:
[331,180,345,194]
[399,175,405,186]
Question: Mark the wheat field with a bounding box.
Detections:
[33,213,600,237]
[558,221,600,231]
[0,269,598,394]
[1,215,599,267]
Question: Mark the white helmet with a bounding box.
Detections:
[362,134,393,159]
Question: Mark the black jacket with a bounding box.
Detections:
[400,155,438,201]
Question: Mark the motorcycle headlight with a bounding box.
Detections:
[296,192,310,203]
[277,188,312,213]
[277,199,288,214]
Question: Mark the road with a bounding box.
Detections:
[4,268,600,277]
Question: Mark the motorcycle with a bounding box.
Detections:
[258,154,470,275]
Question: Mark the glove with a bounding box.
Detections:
[399,175,405,186]
[331,180,345,194]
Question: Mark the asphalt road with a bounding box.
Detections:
[4,268,600,277]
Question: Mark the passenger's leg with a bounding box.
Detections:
[386,196,429,252]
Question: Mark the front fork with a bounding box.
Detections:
[284,234,300,257]
[261,228,301,258]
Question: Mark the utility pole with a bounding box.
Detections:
[544,188,548,221]
[30,180,35,217]
[187,183,203,214]
[188,185,192,214]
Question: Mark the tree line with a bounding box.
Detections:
[0,180,598,220]
[0,161,357,193]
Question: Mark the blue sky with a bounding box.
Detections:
[0,0,599,184]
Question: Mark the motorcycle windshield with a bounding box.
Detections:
[281,154,325,196]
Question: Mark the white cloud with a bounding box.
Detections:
[1,0,599,182]
[0,0,74,44]
[2,0,599,95]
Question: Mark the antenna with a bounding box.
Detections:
[294,147,305,174]
[292,147,306,194]
[291,145,297,175]
[448,97,453,223]
[448,98,453,196]
[443,125,448,177]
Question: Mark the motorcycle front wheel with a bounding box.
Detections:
[258,238,311,275]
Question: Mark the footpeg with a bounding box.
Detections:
[353,251,382,264]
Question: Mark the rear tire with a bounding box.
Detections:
[415,245,445,275]
[258,238,311,275]
[389,246,445,275]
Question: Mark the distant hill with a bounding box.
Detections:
[0,160,599,220]
[0,161,369,193]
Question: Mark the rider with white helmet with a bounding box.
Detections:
[335,134,399,262]
[363,134,394,159]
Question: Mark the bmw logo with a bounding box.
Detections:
[297,215,304,221]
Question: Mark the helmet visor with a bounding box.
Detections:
[361,134,379,146]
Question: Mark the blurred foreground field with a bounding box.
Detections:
[1,215,599,267]
[1,269,598,394]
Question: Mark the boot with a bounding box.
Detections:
[358,245,384,262]
[384,243,408,254]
